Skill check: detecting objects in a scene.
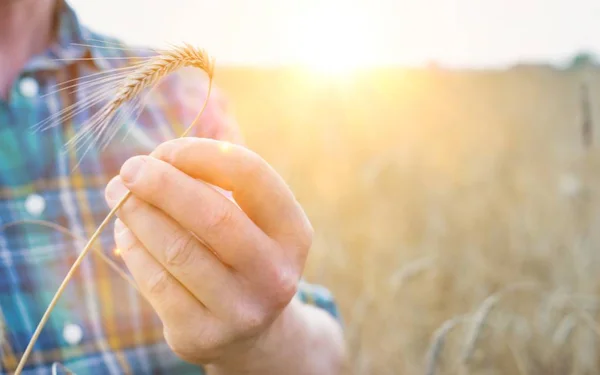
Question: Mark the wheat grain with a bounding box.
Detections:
[14,44,215,375]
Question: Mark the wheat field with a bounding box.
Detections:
[213,65,600,374]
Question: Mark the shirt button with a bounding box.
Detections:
[19,76,39,97]
[62,323,83,346]
[51,362,75,375]
[24,194,46,217]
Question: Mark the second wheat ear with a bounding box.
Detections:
[14,44,216,375]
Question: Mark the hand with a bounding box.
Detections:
[104,138,343,373]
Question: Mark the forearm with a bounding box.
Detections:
[206,298,346,375]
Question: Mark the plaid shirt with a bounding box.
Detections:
[0,2,340,374]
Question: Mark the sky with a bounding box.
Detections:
[67,0,600,69]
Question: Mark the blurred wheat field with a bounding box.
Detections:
[213,65,600,374]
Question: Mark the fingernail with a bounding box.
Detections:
[155,138,197,163]
[105,177,128,206]
[155,142,175,163]
[114,219,137,252]
[121,156,145,183]
[114,219,129,235]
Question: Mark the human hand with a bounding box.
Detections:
[104,138,333,372]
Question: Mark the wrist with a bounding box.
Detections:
[206,299,304,374]
[206,298,344,375]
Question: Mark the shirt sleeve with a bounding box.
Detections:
[295,279,344,326]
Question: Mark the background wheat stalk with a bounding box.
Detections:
[14,44,215,375]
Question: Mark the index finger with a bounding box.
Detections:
[153,138,313,248]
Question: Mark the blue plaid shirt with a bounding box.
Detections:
[0,2,340,374]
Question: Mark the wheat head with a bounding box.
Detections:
[118,45,214,102]
[65,44,215,158]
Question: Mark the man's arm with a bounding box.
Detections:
[206,298,345,375]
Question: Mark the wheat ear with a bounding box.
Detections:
[14,45,215,375]
[65,43,214,161]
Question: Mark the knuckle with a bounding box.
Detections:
[236,305,269,335]
[164,231,197,267]
[205,204,235,233]
[271,266,299,308]
[147,268,175,297]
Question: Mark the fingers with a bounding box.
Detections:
[112,217,208,328]
[100,139,317,367]
[114,154,275,271]
[152,138,313,249]
[105,177,237,313]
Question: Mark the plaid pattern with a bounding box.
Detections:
[0,2,341,374]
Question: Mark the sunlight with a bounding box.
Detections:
[288,2,383,77]
[219,141,232,153]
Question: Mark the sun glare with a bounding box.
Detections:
[289,2,383,77]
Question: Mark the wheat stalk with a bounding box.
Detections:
[388,255,436,290]
[506,341,529,375]
[460,282,538,364]
[552,313,577,347]
[0,220,138,293]
[14,44,215,375]
[424,314,468,375]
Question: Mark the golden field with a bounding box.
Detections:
[214,65,600,374]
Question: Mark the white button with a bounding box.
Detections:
[25,194,46,217]
[62,323,83,346]
[19,77,39,97]
[52,362,75,375]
